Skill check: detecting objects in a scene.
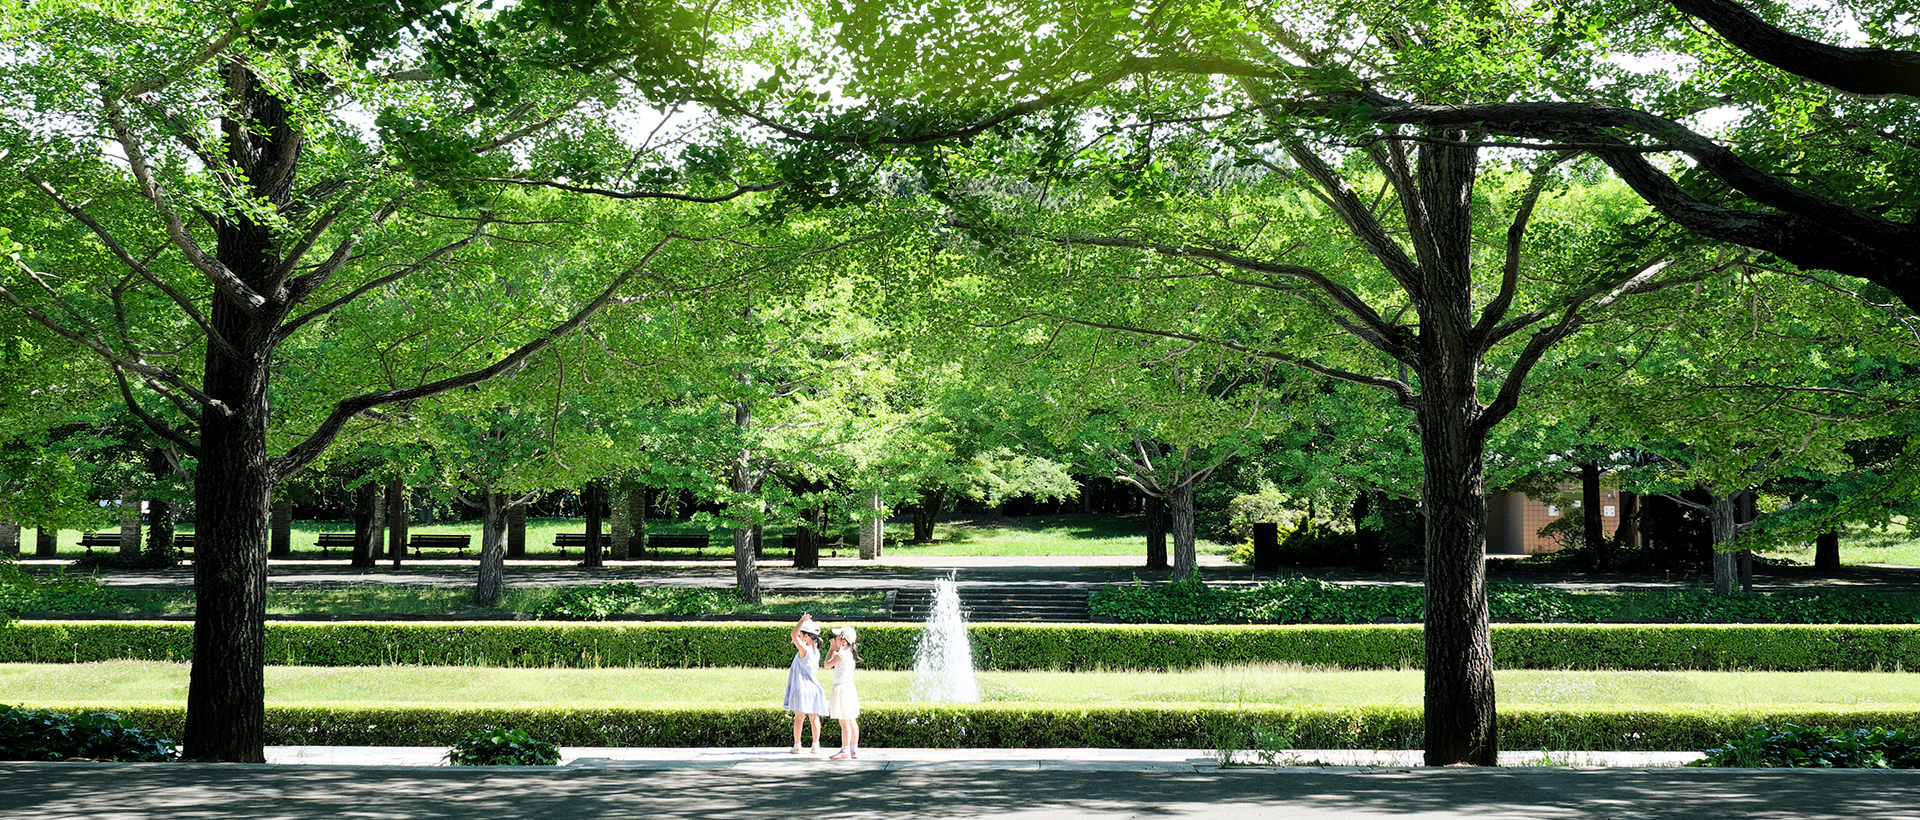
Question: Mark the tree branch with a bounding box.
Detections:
[1670,0,1920,98]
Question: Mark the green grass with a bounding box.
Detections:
[46,586,887,618]
[5,662,1917,710]
[880,514,1156,557]
[1756,517,1920,568]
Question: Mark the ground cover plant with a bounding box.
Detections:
[1693,723,1920,768]
[0,704,178,762]
[446,726,560,766]
[1,585,885,620]
[1091,576,1920,624]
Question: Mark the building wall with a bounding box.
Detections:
[1486,486,1623,555]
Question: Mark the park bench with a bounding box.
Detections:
[552,532,611,556]
[77,533,122,553]
[644,533,712,556]
[172,533,195,554]
[779,533,846,558]
[315,533,356,557]
[408,533,472,557]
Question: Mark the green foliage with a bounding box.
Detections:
[1093,578,1920,625]
[1694,723,1920,769]
[38,703,1920,753]
[8,620,1920,672]
[0,560,125,617]
[0,704,178,762]
[532,584,740,620]
[445,726,560,766]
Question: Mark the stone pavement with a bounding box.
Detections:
[3,749,1916,819]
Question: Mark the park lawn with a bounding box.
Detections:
[880,514,1158,557]
[70,587,888,618]
[1757,516,1920,568]
[5,662,1917,711]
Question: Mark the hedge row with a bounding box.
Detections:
[44,703,1920,751]
[6,621,1920,671]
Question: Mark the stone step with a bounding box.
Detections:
[888,586,1091,622]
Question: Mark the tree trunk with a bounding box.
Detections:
[859,490,884,560]
[36,527,56,557]
[610,478,635,560]
[0,520,18,556]
[911,486,945,543]
[350,481,381,569]
[793,520,821,569]
[1416,394,1497,767]
[1708,489,1740,597]
[583,481,605,568]
[507,505,526,558]
[1815,529,1841,572]
[1352,493,1382,570]
[631,485,649,560]
[1612,491,1639,551]
[269,496,292,558]
[1579,460,1606,570]
[119,488,142,557]
[1144,495,1170,570]
[386,477,407,565]
[1169,480,1198,578]
[476,491,508,606]
[147,498,176,561]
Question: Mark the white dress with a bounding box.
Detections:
[826,647,860,719]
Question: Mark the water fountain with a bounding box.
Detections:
[909,574,980,703]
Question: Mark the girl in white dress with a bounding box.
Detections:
[823,625,862,760]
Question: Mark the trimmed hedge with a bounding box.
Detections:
[5,621,1920,671]
[38,703,1920,751]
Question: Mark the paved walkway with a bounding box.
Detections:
[3,750,1914,819]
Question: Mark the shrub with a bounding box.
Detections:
[1693,723,1920,768]
[6,620,1920,672]
[0,705,178,762]
[0,561,127,617]
[446,726,560,765]
[532,584,739,620]
[33,703,1920,752]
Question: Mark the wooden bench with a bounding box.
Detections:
[408,533,472,557]
[552,532,611,556]
[315,533,357,557]
[77,533,122,553]
[644,533,711,556]
[173,533,195,554]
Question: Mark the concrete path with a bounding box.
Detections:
[3,752,1914,819]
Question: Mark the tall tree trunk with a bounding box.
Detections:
[1144,495,1170,570]
[583,480,605,568]
[859,490,884,560]
[147,498,176,561]
[118,488,142,557]
[36,527,56,557]
[610,478,635,560]
[631,485,649,560]
[507,505,526,558]
[1169,480,1198,578]
[1352,493,1382,571]
[911,486,945,543]
[793,517,821,569]
[269,495,292,559]
[351,481,381,569]
[475,491,508,606]
[1708,488,1740,597]
[1815,529,1841,572]
[1416,383,1497,767]
[385,477,407,565]
[0,521,18,556]
[1579,460,1607,570]
[1612,491,1639,551]
[730,385,762,601]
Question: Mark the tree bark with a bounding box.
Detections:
[1579,460,1606,569]
[583,480,605,567]
[1815,529,1841,572]
[610,478,636,560]
[350,481,381,569]
[507,504,526,558]
[859,490,884,560]
[631,485,649,559]
[910,486,945,543]
[1707,489,1740,597]
[385,476,407,565]
[0,520,18,557]
[269,496,292,558]
[793,518,821,569]
[1612,491,1639,551]
[147,497,176,561]
[1144,495,1170,570]
[476,490,508,606]
[1169,480,1198,578]
[36,527,56,557]
[119,488,142,557]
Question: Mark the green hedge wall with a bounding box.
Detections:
[5,621,1920,671]
[54,703,1920,751]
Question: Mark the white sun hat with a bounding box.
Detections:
[833,625,857,644]
[799,620,821,635]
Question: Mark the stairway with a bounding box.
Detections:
[887,584,1091,622]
